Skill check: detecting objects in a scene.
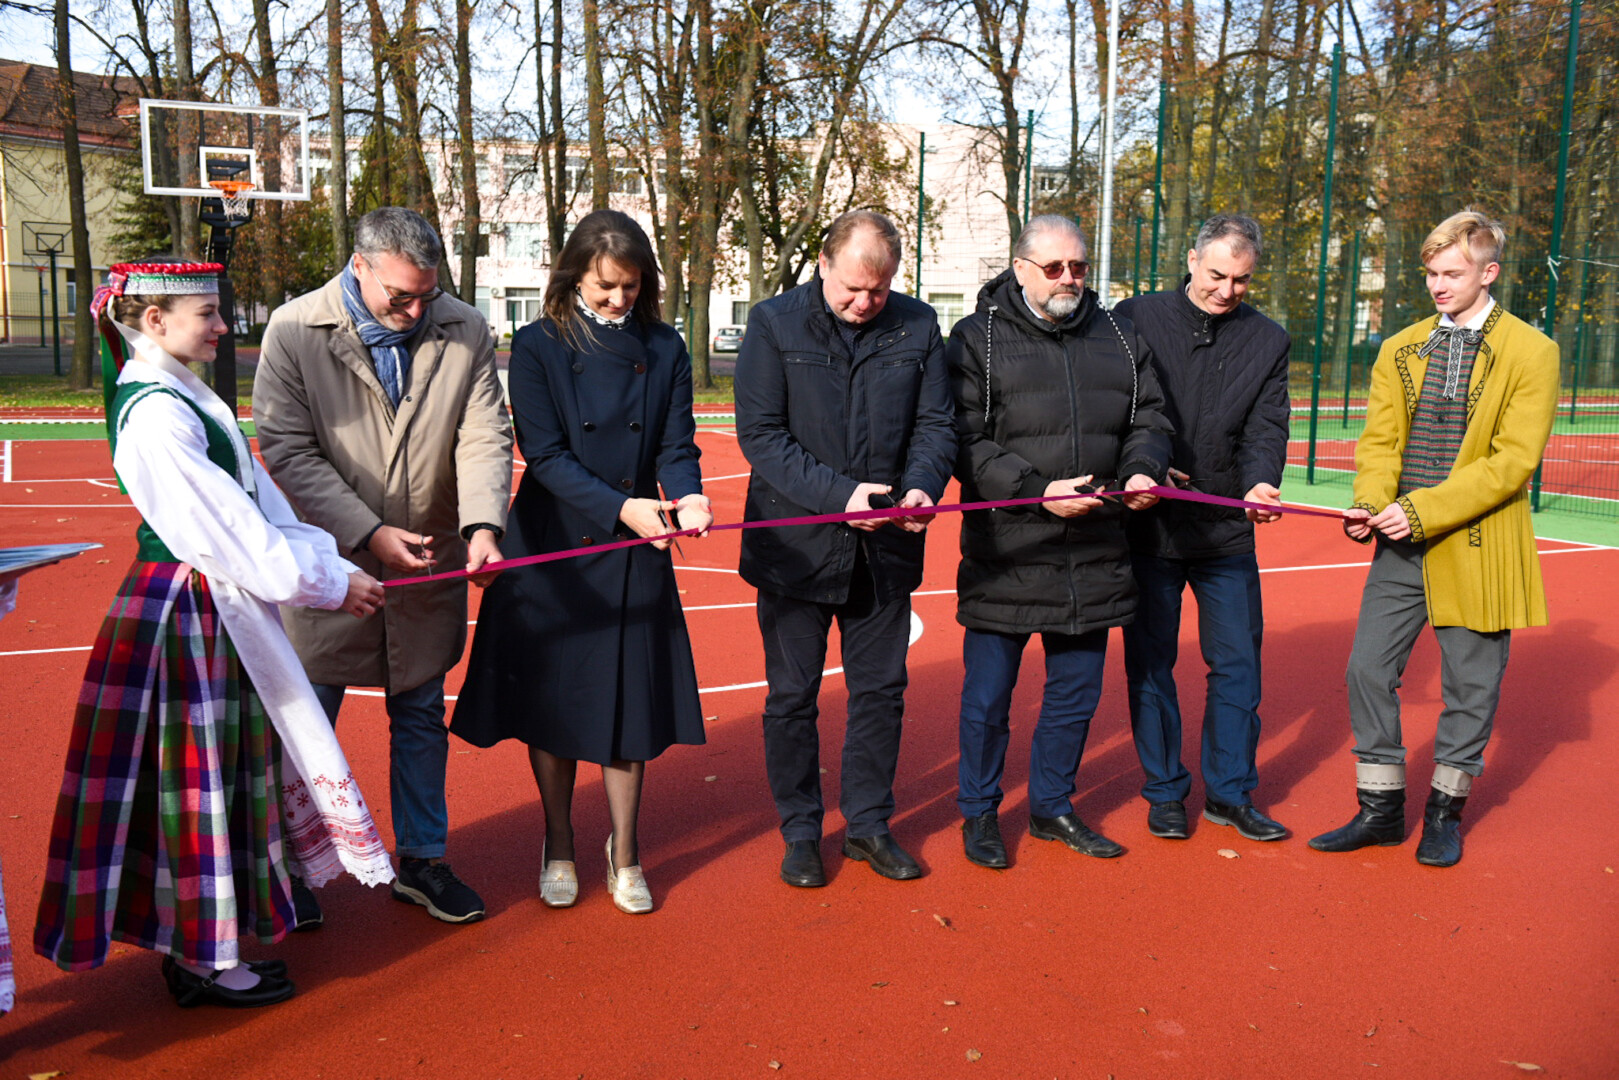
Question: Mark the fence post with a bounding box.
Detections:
[1132,215,1143,296]
[1569,235,1592,424]
[1022,110,1034,225]
[915,130,926,295]
[1306,43,1343,486]
[1149,81,1166,291]
[1534,0,1581,510]
[1341,229,1361,426]
[49,249,61,377]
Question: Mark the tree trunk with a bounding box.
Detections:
[546,0,568,258]
[583,0,611,210]
[1165,0,1195,256]
[251,0,285,313]
[365,0,392,205]
[456,0,480,302]
[1238,0,1277,211]
[173,0,201,258]
[54,0,95,389]
[688,0,718,389]
[328,0,350,262]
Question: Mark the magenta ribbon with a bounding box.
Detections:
[383,486,1350,588]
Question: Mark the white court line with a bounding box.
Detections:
[701,471,751,482]
[0,503,132,509]
[0,644,93,657]
[697,610,925,694]
[700,429,738,438]
[673,565,740,574]
[2,440,9,482]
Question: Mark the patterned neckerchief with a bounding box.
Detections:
[576,293,630,329]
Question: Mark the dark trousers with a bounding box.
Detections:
[756,566,912,842]
[1123,551,1264,807]
[957,627,1109,819]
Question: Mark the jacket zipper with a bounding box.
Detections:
[1060,335,1083,621]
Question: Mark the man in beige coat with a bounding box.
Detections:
[254,207,512,924]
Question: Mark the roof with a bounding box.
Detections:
[0,60,141,149]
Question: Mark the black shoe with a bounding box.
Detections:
[780,839,827,888]
[1146,800,1190,839]
[1202,798,1288,841]
[842,833,923,880]
[289,875,323,932]
[162,956,296,1009]
[392,858,487,923]
[1028,813,1124,858]
[1414,789,1467,868]
[1308,788,1406,852]
[961,813,1009,869]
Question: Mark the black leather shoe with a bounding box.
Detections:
[780,839,827,887]
[1203,798,1288,841]
[842,833,923,880]
[1309,788,1405,852]
[961,813,1009,868]
[1415,789,1467,867]
[290,876,323,932]
[1028,813,1124,858]
[1147,800,1190,839]
[162,956,296,1008]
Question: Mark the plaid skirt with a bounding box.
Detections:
[1,855,13,1014]
[34,561,295,972]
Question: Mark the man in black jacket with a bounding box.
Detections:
[735,210,956,887]
[948,215,1171,870]
[1115,213,1292,843]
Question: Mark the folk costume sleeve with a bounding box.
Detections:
[115,393,351,610]
[1351,338,1408,526]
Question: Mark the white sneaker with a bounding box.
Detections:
[604,835,653,914]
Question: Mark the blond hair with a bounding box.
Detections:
[1421,208,1505,268]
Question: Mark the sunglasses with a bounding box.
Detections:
[1021,258,1090,281]
[360,255,443,309]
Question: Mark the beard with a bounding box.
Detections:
[1043,290,1081,319]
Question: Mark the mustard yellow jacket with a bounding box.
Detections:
[1351,304,1559,631]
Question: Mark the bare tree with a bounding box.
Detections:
[456,0,480,300]
[54,0,95,389]
[328,0,351,259]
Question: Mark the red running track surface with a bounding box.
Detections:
[1,432,1616,1078]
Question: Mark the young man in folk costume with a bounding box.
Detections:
[33,261,392,1008]
[1311,209,1560,868]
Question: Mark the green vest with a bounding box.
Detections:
[110,380,249,563]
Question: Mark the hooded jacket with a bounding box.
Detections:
[947,270,1172,635]
[1115,278,1292,560]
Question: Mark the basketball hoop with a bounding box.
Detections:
[208,178,255,222]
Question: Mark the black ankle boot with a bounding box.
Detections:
[1415,788,1467,867]
[1308,787,1406,852]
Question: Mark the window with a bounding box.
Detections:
[565,156,591,193]
[731,300,751,325]
[506,287,544,327]
[506,222,549,263]
[612,166,643,195]
[928,292,965,335]
[477,154,494,192]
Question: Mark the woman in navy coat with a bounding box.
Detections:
[452,210,711,913]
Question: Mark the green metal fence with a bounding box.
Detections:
[1088,4,1618,520]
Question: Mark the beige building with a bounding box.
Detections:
[0,60,137,344]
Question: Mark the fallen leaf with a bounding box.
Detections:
[1217,848,1239,859]
[1249,1024,1259,1031]
[96,558,109,563]
[870,981,888,988]
[688,1024,699,1030]
[1138,1007,1149,1014]
[767,1062,782,1071]
[1365,1026,1377,1037]
[933,914,951,928]
[1605,866,1613,874]
[943,1000,959,1006]
[1499,1063,1543,1073]
[966,1049,982,1062]
[704,775,717,782]
[29,1072,64,1079]
[705,715,717,722]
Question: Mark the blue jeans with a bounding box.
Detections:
[312,677,449,860]
[957,628,1108,820]
[1123,551,1264,807]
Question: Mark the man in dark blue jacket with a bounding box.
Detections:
[735,210,956,887]
[1116,213,1292,844]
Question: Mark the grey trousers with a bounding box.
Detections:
[1345,540,1511,777]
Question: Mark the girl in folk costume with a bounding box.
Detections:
[33,260,394,1008]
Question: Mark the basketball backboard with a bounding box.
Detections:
[139,99,312,201]
[21,221,70,256]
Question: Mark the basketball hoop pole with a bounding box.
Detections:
[201,181,252,415]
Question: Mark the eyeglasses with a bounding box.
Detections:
[1020,258,1090,281]
[360,255,443,309]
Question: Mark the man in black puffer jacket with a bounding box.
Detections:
[1115,213,1292,845]
[948,215,1171,870]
